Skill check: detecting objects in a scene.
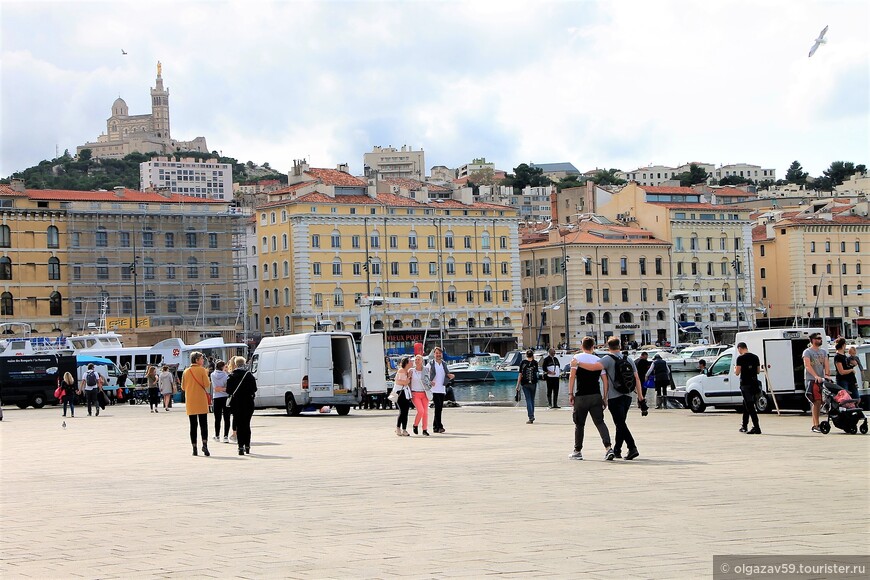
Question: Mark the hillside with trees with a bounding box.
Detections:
[1,150,286,192]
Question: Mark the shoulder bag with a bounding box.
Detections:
[227,371,251,408]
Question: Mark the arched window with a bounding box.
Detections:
[335,321,344,331]
[483,285,493,302]
[187,257,199,278]
[444,230,454,249]
[272,262,278,278]
[188,290,199,312]
[48,257,60,280]
[1,292,12,315]
[373,320,384,330]
[586,312,595,324]
[481,231,491,249]
[49,291,62,316]
[411,319,422,328]
[273,287,279,306]
[331,230,341,249]
[446,257,455,275]
[710,312,717,322]
[448,318,457,328]
[619,312,633,323]
[410,286,419,299]
[46,226,59,248]
[467,317,476,328]
[285,316,291,330]
[284,288,290,305]
[251,265,257,279]
[482,257,491,275]
[679,313,687,322]
[370,230,380,249]
[271,236,277,252]
[503,316,511,326]
[447,285,456,303]
[332,259,342,276]
[694,313,703,323]
[282,233,288,250]
[392,319,403,329]
[0,225,10,248]
[0,257,13,280]
[656,310,665,321]
[144,291,156,314]
[602,312,612,324]
[484,317,494,327]
[333,288,344,307]
[431,318,440,328]
[640,311,650,322]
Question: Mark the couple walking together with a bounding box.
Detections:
[393,347,454,436]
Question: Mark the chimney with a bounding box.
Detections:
[113,186,125,197]
[10,178,25,193]
[336,162,349,173]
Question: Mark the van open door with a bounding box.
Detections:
[308,333,334,397]
[764,339,798,392]
[360,334,387,395]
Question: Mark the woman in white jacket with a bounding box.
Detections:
[210,361,231,442]
[157,365,175,412]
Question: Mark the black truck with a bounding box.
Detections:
[0,354,77,409]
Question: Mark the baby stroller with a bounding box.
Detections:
[817,381,868,435]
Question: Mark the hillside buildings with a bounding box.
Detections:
[620,162,776,187]
[140,156,232,200]
[255,164,522,354]
[363,145,425,181]
[76,62,208,160]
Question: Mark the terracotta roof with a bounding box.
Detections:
[788,215,869,225]
[304,168,367,187]
[383,177,451,193]
[520,222,670,249]
[266,181,318,196]
[259,191,511,211]
[21,188,223,203]
[751,224,770,242]
[648,202,751,211]
[713,187,755,197]
[640,186,698,194]
[0,185,26,197]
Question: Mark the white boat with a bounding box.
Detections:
[666,344,731,372]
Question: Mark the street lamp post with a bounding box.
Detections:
[130,231,139,329]
[561,240,570,349]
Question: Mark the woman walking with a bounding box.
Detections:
[158,365,175,411]
[211,360,231,442]
[393,357,412,436]
[61,371,78,418]
[226,355,257,455]
[409,354,430,436]
[516,349,539,424]
[181,352,211,456]
[146,365,160,413]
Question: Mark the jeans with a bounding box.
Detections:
[607,395,635,453]
[433,392,445,431]
[545,377,560,407]
[213,397,231,438]
[396,392,411,429]
[741,385,760,430]
[188,413,208,446]
[85,389,99,415]
[521,384,536,420]
[573,393,611,452]
[412,392,429,430]
[234,409,253,449]
[62,394,75,417]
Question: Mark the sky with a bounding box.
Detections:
[1,0,868,179]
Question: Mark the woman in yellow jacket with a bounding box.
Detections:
[182,351,211,456]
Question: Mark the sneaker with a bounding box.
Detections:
[605,448,615,461]
[811,426,822,433]
[739,426,747,433]
[625,449,640,461]
[613,449,622,459]
[223,436,229,443]
[568,451,583,460]
[526,419,534,424]
[747,427,762,435]
[413,426,419,435]
[229,434,237,443]
[213,436,220,442]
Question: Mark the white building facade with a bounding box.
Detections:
[363,145,425,180]
[140,157,232,199]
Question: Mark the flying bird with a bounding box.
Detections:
[121,49,127,55]
[808,25,828,58]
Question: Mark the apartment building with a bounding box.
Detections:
[753,201,869,339]
[621,162,775,187]
[256,166,522,355]
[363,145,425,181]
[140,156,232,199]
[520,218,672,347]
[599,184,756,342]
[509,185,554,223]
[457,158,496,179]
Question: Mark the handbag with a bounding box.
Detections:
[227,371,251,408]
[387,389,400,404]
[54,386,63,399]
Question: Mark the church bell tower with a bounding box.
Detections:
[150,61,170,140]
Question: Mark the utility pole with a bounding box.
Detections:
[561,238,570,349]
[131,230,139,328]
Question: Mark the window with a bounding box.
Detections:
[811,264,817,275]
[600,258,609,275]
[427,235,436,249]
[707,262,714,276]
[95,258,107,280]
[602,312,612,324]
[0,225,9,248]
[444,232,454,249]
[188,290,199,312]
[691,262,698,276]
[47,257,61,280]
[312,234,320,248]
[482,259,491,275]
[500,236,508,249]
[677,262,683,275]
[164,232,175,248]
[639,258,646,275]
[142,291,156,314]
[856,241,861,252]
[602,289,610,302]
[389,235,398,249]
[370,232,380,248]
[483,285,492,302]
[314,293,323,307]
[466,290,474,303]
[271,236,277,252]
[331,231,341,248]
[167,265,176,280]
[47,291,62,316]
[283,261,289,277]
[620,257,628,275]
[391,262,399,276]
[657,288,664,301]
[464,262,473,275]
[351,262,360,276]
[270,212,276,224]
[501,262,508,275]
[760,245,765,257]
[586,288,593,302]
[447,286,456,303]
[208,232,218,248]
[842,263,847,275]
[210,262,219,279]
[408,233,417,249]
[825,241,830,253]
[464,236,472,249]
[186,231,197,248]
[144,257,155,280]
[144,228,155,249]
[1,292,13,315]
[282,234,288,251]
[96,227,108,247]
[640,287,647,301]
[675,237,683,252]
[167,295,177,313]
[481,232,490,249]
[46,225,60,249]
[810,241,815,252]
[502,290,510,302]
[351,235,360,248]
[370,260,380,275]
[857,263,862,275]
[621,288,629,302]
[690,236,698,251]
[429,262,437,275]
[73,265,81,280]
[655,257,662,275]
[187,257,199,278]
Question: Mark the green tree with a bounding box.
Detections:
[784,160,808,184]
[671,163,709,186]
[466,167,495,186]
[589,168,626,186]
[555,175,587,191]
[501,163,551,192]
[719,175,754,186]
[817,161,862,190]
[78,148,92,162]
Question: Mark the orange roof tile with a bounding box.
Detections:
[267,181,318,195]
[640,185,699,194]
[713,187,755,197]
[648,202,751,211]
[383,177,451,193]
[520,222,670,249]
[305,168,367,187]
[751,224,770,242]
[0,184,26,197]
[22,188,223,203]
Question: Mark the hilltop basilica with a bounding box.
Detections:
[76,62,208,160]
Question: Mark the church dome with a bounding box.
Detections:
[112,97,128,116]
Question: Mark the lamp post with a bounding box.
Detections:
[731,243,739,335]
[582,251,602,343]
[561,239,570,349]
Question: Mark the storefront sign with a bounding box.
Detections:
[615,324,640,330]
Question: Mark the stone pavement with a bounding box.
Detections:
[0,401,868,579]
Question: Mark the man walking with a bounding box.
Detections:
[541,348,561,408]
[803,332,829,433]
[635,351,652,405]
[646,354,672,409]
[567,336,614,461]
[601,337,645,460]
[427,347,454,434]
[734,342,762,434]
[80,363,104,417]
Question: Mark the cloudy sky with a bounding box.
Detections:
[1,0,867,179]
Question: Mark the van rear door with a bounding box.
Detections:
[308,334,334,398]
[764,339,799,392]
[360,333,387,395]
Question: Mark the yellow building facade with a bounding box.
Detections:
[256,167,523,354]
[0,183,69,333]
[520,220,671,347]
[599,183,756,341]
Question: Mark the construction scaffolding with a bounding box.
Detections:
[64,196,250,339]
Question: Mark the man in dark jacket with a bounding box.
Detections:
[635,352,652,404]
[646,355,671,409]
[541,348,561,408]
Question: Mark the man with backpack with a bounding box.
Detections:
[79,363,104,417]
[601,337,645,460]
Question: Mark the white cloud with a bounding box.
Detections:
[2,0,867,178]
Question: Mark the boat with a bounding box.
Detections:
[450,354,518,382]
[666,344,731,372]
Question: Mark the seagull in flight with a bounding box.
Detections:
[808,25,828,58]
[121,49,127,55]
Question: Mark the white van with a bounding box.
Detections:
[681,328,825,413]
[251,332,384,416]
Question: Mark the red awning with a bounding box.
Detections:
[856,319,870,327]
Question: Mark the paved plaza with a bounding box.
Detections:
[1,400,868,579]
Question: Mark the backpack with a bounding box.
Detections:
[86,371,98,387]
[608,354,635,394]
